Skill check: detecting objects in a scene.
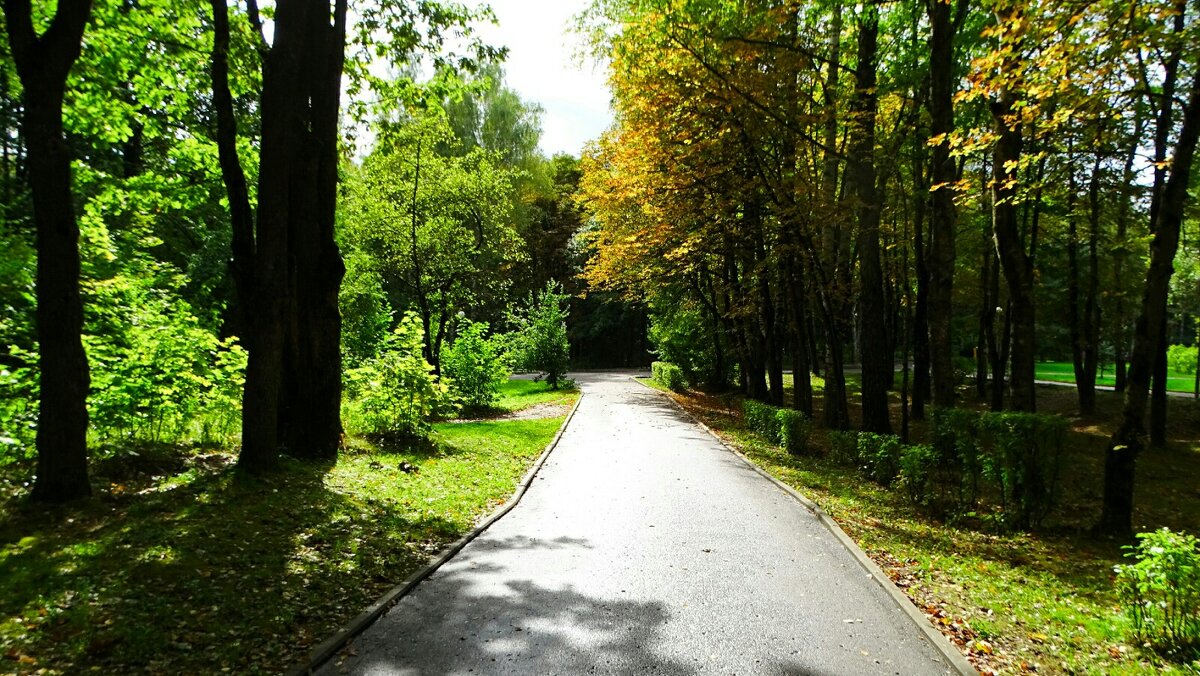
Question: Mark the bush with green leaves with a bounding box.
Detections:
[647,298,731,388]
[856,433,903,485]
[828,430,859,466]
[343,312,457,438]
[442,319,509,411]
[743,399,782,444]
[928,407,984,515]
[897,443,939,507]
[1115,528,1200,658]
[0,345,37,464]
[85,299,247,445]
[508,281,570,389]
[1168,344,1198,375]
[651,361,688,392]
[977,411,1067,529]
[776,408,812,456]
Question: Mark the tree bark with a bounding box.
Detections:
[990,85,1036,412]
[4,0,94,501]
[1098,65,1200,536]
[927,0,958,410]
[849,6,891,434]
[278,0,347,459]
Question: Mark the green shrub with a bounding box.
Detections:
[743,399,781,444]
[1168,344,1198,375]
[651,361,688,392]
[442,319,509,410]
[344,312,458,438]
[898,443,939,507]
[856,432,903,485]
[1116,528,1200,658]
[977,411,1067,529]
[929,407,984,515]
[777,408,812,456]
[507,281,571,389]
[828,430,859,466]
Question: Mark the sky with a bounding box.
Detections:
[471,0,614,158]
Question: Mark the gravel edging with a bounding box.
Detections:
[288,394,585,676]
[633,377,978,676]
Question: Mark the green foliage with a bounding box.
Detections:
[856,433,903,485]
[1116,528,1200,659]
[441,319,509,410]
[340,253,393,367]
[0,346,37,464]
[897,443,939,507]
[1168,344,1198,376]
[343,313,457,438]
[828,430,860,466]
[776,408,812,456]
[651,361,688,392]
[928,407,984,515]
[647,299,729,388]
[978,411,1067,530]
[507,281,571,389]
[742,399,781,444]
[85,292,246,445]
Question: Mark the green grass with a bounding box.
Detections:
[0,415,568,674]
[1036,361,1196,393]
[492,378,578,412]
[654,384,1200,674]
[635,376,671,393]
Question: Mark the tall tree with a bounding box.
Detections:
[2,0,95,501]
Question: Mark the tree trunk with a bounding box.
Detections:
[927,0,958,410]
[990,87,1036,412]
[912,154,931,417]
[1099,65,1200,536]
[849,6,891,434]
[4,0,94,501]
[1079,151,1102,416]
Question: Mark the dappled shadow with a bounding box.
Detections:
[0,453,469,673]
[323,535,692,675]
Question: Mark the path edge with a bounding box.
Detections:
[633,376,977,676]
[288,394,585,676]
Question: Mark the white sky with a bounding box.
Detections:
[471,0,613,158]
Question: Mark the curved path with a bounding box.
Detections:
[319,372,963,675]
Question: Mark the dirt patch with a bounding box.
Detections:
[452,402,571,423]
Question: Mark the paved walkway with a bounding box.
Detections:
[319,372,961,675]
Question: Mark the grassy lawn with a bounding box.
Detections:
[0,384,577,674]
[1036,361,1197,394]
[648,377,1200,675]
[493,378,578,412]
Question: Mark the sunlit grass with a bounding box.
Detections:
[0,415,566,673]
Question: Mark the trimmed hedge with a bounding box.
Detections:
[828,430,859,466]
[777,408,812,456]
[923,407,1067,529]
[742,399,813,455]
[651,361,688,392]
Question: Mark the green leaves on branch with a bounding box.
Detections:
[442,319,509,411]
[343,312,457,439]
[506,281,571,389]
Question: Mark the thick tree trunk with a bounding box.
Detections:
[279,0,347,459]
[1099,67,1200,536]
[927,0,958,410]
[849,7,891,434]
[4,0,94,501]
[990,89,1036,412]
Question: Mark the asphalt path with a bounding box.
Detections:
[319,372,962,675]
